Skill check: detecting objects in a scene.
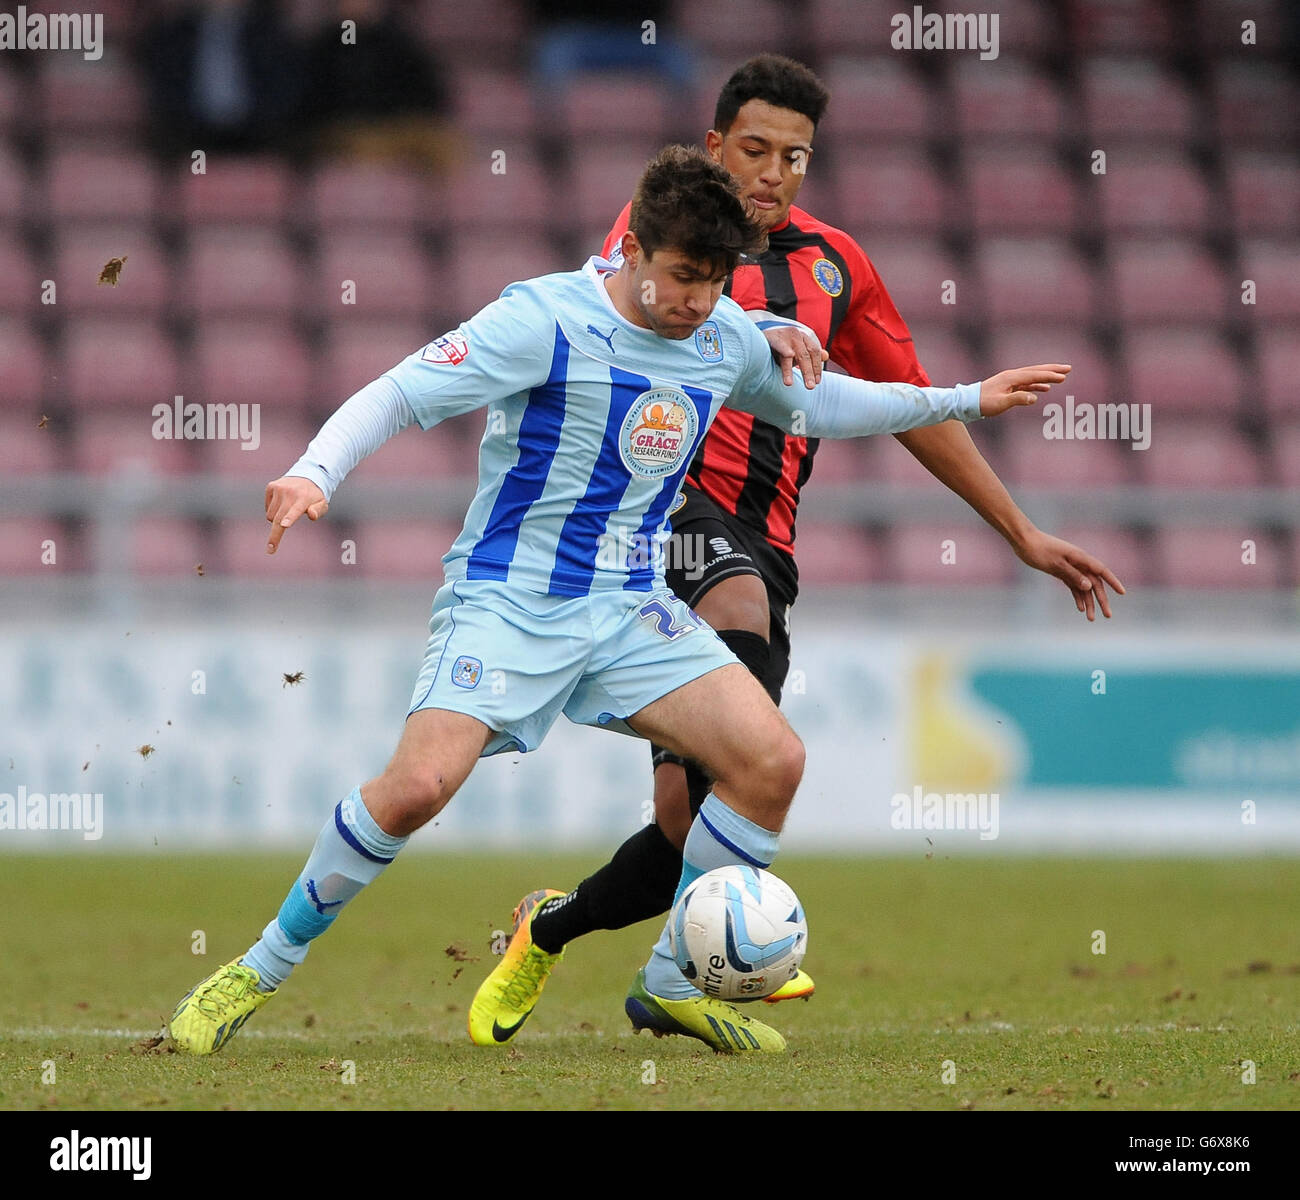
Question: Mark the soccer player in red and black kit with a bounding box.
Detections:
[471,55,1124,1052]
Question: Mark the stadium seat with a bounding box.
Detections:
[0,410,61,474]
[560,74,672,141]
[997,418,1135,488]
[445,233,569,317]
[1053,524,1153,588]
[0,318,49,410]
[177,157,296,226]
[307,231,443,318]
[192,319,313,411]
[805,438,872,484]
[0,232,40,314]
[1067,0,1175,54]
[52,224,171,317]
[861,239,968,327]
[1124,329,1245,417]
[1273,422,1300,488]
[790,522,883,585]
[314,319,434,403]
[308,162,433,232]
[1256,330,1300,423]
[445,145,555,234]
[0,143,28,226]
[352,519,468,580]
[1155,527,1285,589]
[410,0,526,62]
[447,67,539,140]
[178,227,305,317]
[70,410,196,476]
[63,318,181,410]
[566,144,661,233]
[1094,155,1213,237]
[974,238,1098,325]
[834,150,950,236]
[1193,0,1286,59]
[807,0,908,55]
[1079,59,1197,144]
[1238,239,1300,324]
[674,0,792,58]
[1212,62,1298,148]
[906,325,979,388]
[0,63,22,129]
[39,61,145,136]
[988,326,1114,410]
[0,518,75,574]
[122,517,209,578]
[198,414,315,479]
[963,149,1083,236]
[214,516,340,578]
[1134,420,1264,489]
[1109,240,1231,325]
[46,147,160,223]
[1223,153,1300,238]
[819,58,935,140]
[887,524,1018,585]
[949,57,1065,143]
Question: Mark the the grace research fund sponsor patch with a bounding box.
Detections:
[694,320,723,362]
[619,388,698,478]
[811,257,844,297]
[421,332,469,365]
[451,655,482,689]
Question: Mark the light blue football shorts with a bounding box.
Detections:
[407,577,740,756]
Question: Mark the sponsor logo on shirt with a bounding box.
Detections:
[451,655,483,689]
[421,332,469,365]
[619,388,698,478]
[694,321,723,362]
[811,257,844,297]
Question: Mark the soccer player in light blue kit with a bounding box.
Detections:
[169,145,1069,1055]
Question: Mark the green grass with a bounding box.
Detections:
[2,854,1298,1110]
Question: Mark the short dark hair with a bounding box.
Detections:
[713,54,829,134]
[628,144,766,279]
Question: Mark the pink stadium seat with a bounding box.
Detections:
[308,163,432,231]
[1109,240,1230,325]
[1238,239,1300,324]
[804,438,870,484]
[124,518,208,578]
[1053,525,1152,588]
[974,238,1098,325]
[988,327,1114,409]
[193,319,313,410]
[790,522,883,585]
[1155,527,1284,589]
[1135,420,1263,489]
[179,227,304,317]
[888,524,1017,585]
[353,519,468,580]
[1067,0,1175,54]
[199,414,315,479]
[834,151,949,236]
[445,147,555,233]
[1224,153,1300,238]
[63,318,181,410]
[0,143,28,226]
[950,57,1065,142]
[315,319,432,400]
[308,232,442,318]
[567,144,660,233]
[819,58,935,140]
[1095,156,1213,237]
[0,318,49,408]
[52,225,171,316]
[964,150,1083,235]
[0,410,61,474]
[70,411,196,476]
[214,516,340,579]
[0,233,39,313]
[1194,0,1286,58]
[445,234,567,318]
[1079,59,1197,143]
[907,326,978,387]
[46,148,159,223]
[1213,63,1298,148]
[1256,330,1300,422]
[1272,422,1300,487]
[861,239,967,327]
[40,62,145,135]
[177,157,295,226]
[998,418,1135,487]
[807,0,906,55]
[411,0,526,62]
[448,68,539,140]
[0,63,22,128]
[1124,330,1244,417]
[560,75,671,141]
[674,0,792,58]
[0,518,74,574]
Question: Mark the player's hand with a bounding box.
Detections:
[979,364,1071,416]
[1015,528,1127,621]
[763,325,829,388]
[264,475,328,554]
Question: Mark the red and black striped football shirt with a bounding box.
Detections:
[602,203,928,564]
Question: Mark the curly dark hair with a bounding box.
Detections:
[713,54,830,134]
[628,144,766,279]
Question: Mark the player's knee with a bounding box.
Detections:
[373,764,453,831]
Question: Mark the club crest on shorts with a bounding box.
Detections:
[811,258,844,297]
[694,321,723,362]
[421,332,469,365]
[450,655,483,689]
[619,387,698,478]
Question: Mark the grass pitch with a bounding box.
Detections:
[2,853,1298,1111]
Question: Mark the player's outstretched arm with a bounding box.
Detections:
[265,476,328,554]
[978,364,1071,416]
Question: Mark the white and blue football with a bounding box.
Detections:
[669,865,807,1000]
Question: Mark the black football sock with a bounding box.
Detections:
[530,821,684,953]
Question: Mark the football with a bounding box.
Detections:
[669,865,808,1000]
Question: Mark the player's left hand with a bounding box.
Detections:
[1014,529,1126,621]
[979,364,1071,415]
[763,326,829,388]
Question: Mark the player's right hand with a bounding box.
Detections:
[265,475,328,554]
[979,364,1071,417]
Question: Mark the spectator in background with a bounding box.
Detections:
[138,0,306,157]
[298,0,456,169]
[530,0,696,93]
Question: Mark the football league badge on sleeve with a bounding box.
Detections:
[422,332,469,365]
[694,321,723,362]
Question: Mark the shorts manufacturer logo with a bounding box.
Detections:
[421,332,469,365]
[694,321,723,362]
[451,655,483,689]
[811,258,843,297]
[619,387,698,478]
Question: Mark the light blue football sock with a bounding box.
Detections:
[241,787,407,991]
[643,793,781,999]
